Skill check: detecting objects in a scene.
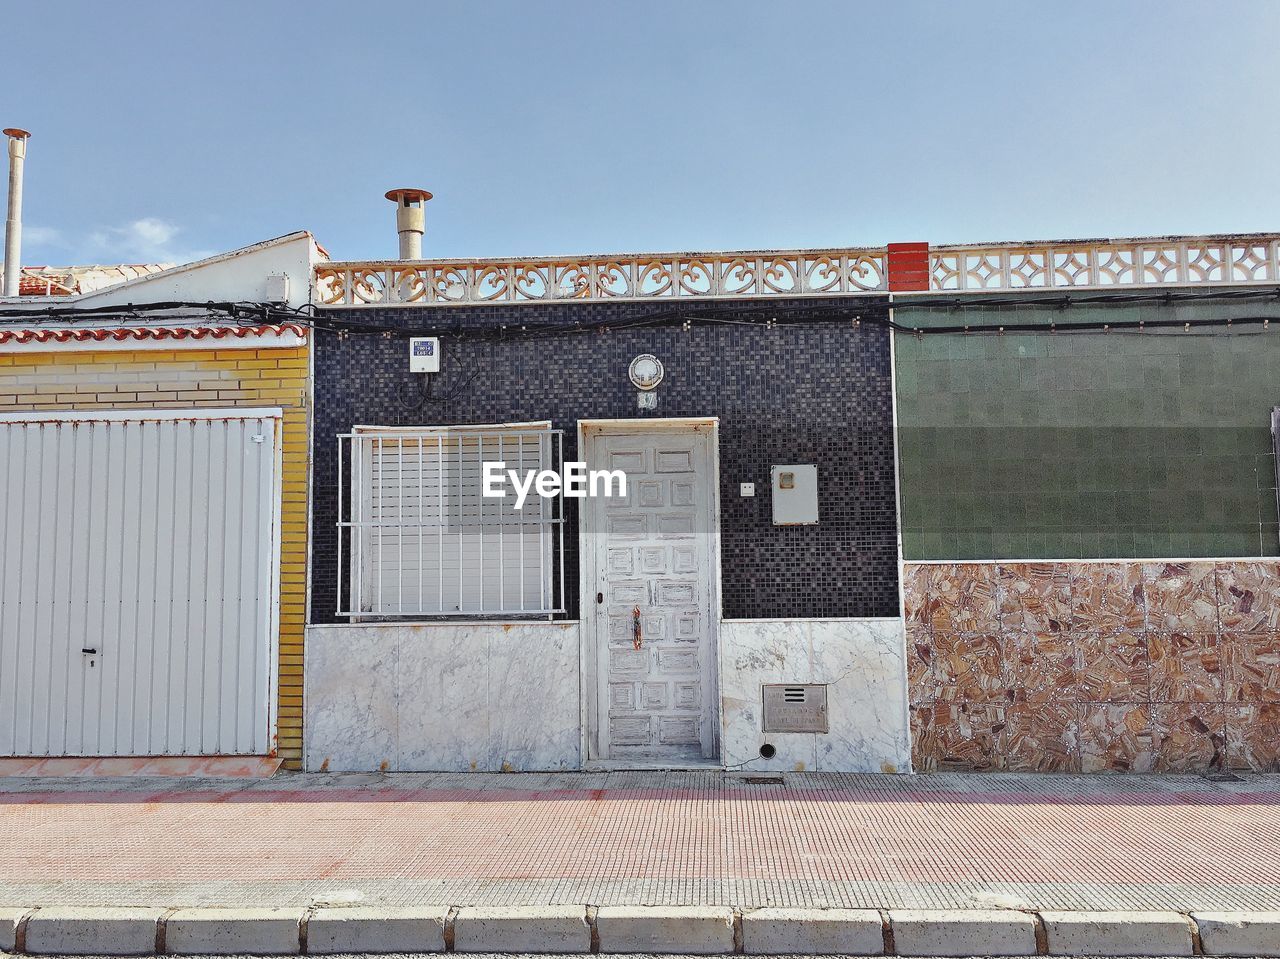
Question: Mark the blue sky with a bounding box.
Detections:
[6,1,1280,264]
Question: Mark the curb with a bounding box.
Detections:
[0,905,1277,956]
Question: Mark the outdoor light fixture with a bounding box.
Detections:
[628,353,664,390]
[629,353,663,410]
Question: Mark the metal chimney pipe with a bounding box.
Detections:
[3,128,30,298]
[384,188,432,259]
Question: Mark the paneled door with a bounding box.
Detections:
[584,423,718,763]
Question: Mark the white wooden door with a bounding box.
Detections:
[0,410,279,757]
[586,426,718,763]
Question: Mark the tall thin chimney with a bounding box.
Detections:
[3,128,30,298]
[384,188,432,259]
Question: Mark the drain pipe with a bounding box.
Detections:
[3,128,30,298]
[384,187,432,259]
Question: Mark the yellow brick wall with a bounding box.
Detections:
[0,345,310,768]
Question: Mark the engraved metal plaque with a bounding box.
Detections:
[761,684,828,733]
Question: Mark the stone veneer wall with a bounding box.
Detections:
[904,560,1280,773]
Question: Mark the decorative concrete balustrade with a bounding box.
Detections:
[929,234,1280,291]
[314,249,888,306]
[315,233,1280,306]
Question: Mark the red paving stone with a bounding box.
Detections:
[0,771,1277,911]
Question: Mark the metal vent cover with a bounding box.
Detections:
[762,684,828,733]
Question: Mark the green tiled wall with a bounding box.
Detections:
[895,295,1280,560]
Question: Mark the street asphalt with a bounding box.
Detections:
[0,954,1211,959]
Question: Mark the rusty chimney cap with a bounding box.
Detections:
[2,129,30,139]
[384,187,432,203]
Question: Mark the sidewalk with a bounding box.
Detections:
[1,769,1277,915]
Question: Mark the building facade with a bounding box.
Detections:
[303,235,1280,776]
[0,233,319,773]
[6,221,1279,778]
[892,247,1280,774]
[305,293,909,773]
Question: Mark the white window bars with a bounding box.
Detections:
[337,423,566,619]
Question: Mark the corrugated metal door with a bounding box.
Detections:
[0,410,279,757]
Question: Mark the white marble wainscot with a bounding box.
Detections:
[305,625,399,771]
[305,622,580,772]
[719,618,911,774]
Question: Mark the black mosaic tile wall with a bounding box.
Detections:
[309,297,899,622]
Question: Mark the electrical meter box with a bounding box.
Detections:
[771,464,818,525]
[409,337,440,373]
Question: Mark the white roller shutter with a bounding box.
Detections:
[346,424,557,616]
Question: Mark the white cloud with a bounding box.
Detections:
[83,217,214,265]
[21,225,64,248]
[5,217,214,266]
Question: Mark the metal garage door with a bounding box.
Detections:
[0,408,280,757]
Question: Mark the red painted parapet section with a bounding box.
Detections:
[886,242,930,292]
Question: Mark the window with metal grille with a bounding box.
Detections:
[337,423,565,618]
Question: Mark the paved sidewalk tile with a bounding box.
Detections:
[0,771,1277,913]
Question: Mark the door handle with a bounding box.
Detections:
[597,592,604,605]
[632,606,643,650]
[81,648,97,655]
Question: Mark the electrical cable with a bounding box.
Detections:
[0,298,350,334]
[396,372,433,412]
[310,284,1280,339]
[5,284,1280,339]
[396,350,481,410]
[322,308,1280,340]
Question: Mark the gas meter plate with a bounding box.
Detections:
[762,684,828,733]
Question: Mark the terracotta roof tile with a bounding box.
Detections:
[0,323,308,344]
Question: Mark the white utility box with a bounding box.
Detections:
[409,336,440,373]
[264,273,290,303]
[771,464,819,525]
